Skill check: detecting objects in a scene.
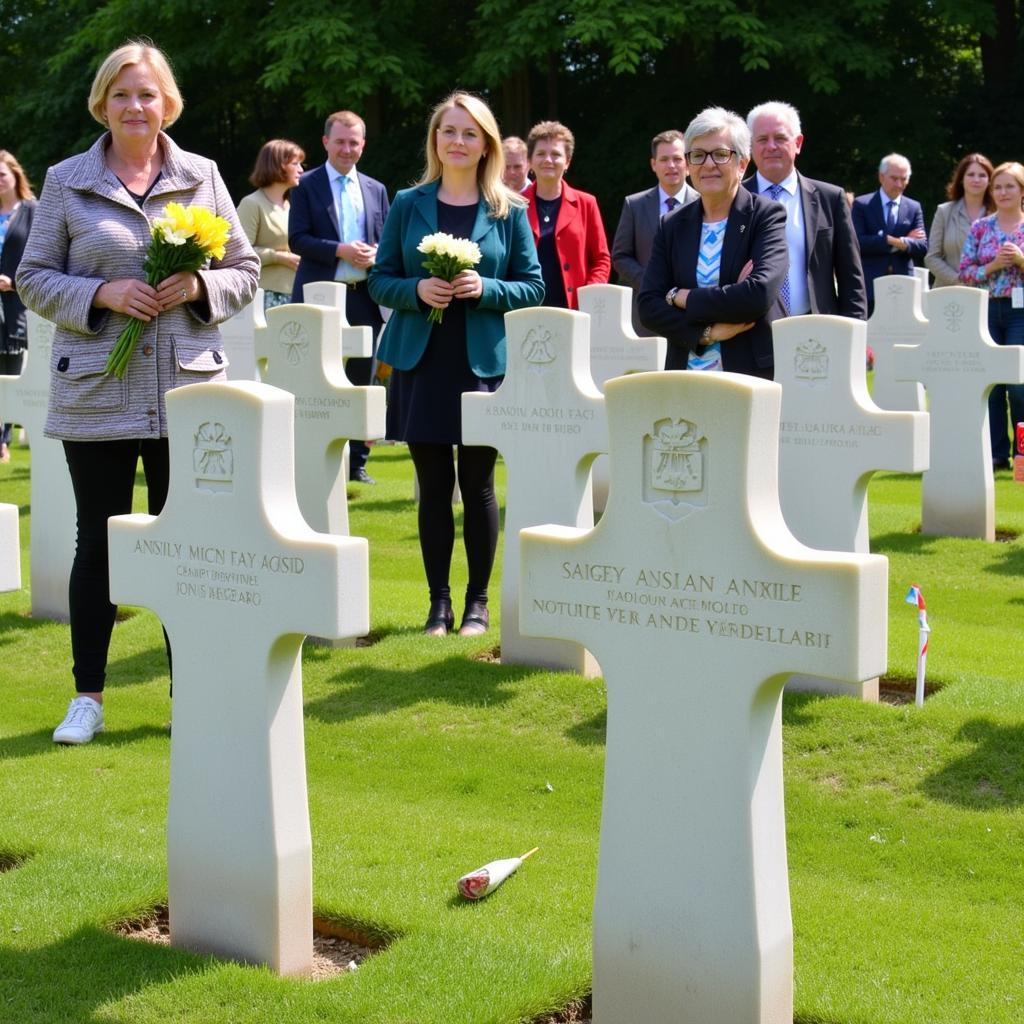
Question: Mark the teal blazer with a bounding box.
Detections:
[368,181,544,378]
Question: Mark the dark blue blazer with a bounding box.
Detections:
[852,190,926,283]
[637,187,788,377]
[368,182,544,378]
[288,163,389,302]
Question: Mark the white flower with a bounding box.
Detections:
[417,231,481,265]
[153,219,188,246]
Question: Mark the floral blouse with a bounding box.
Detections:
[958,214,1024,297]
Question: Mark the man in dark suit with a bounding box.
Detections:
[289,110,390,482]
[744,102,867,321]
[612,129,699,335]
[852,153,927,314]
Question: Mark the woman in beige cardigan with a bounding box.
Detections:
[925,153,994,287]
[17,41,258,745]
[236,139,305,309]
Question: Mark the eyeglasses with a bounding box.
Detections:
[685,149,737,166]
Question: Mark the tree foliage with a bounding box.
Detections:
[0,0,1019,226]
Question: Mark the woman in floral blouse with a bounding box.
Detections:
[959,161,1024,469]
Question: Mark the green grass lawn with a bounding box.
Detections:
[2,441,1024,1023]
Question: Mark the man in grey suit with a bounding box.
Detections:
[289,110,390,482]
[744,101,867,320]
[612,129,698,335]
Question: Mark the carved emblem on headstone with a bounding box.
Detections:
[885,281,903,321]
[278,321,309,365]
[794,339,829,382]
[643,417,706,519]
[589,296,606,325]
[521,327,556,368]
[193,421,234,492]
[944,302,964,334]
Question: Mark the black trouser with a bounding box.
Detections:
[408,443,499,607]
[0,352,25,445]
[63,438,171,692]
[344,281,384,475]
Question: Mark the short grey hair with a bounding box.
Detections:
[879,152,912,177]
[746,101,801,138]
[684,106,750,160]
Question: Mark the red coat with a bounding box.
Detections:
[525,180,611,309]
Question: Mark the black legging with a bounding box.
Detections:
[408,443,499,606]
[63,438,171,692]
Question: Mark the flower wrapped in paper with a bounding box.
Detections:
[456,847,538,901]
[105,203,231,378]
[417,231,482,325]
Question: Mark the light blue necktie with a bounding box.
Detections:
[334,174,362,282]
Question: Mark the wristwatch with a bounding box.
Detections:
[665,287,679,306]
[700,325,713,345]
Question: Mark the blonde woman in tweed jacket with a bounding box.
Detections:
[17,41,259,745]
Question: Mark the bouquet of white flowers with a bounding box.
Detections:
[417,231,482,325]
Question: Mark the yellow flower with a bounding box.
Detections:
[189,206,231,261]
[161,202,197,239]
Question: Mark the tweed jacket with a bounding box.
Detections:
[17,132,259,441]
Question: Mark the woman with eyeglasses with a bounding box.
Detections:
[637,106,788,377]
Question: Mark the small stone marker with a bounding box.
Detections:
[256,304,385,538]
[0,504,20,592]
[895,286,1024,539]
[108,380,369,976]
[219,289,265,381]
[0,312,76,620]
[578,284,666,513]
[463,307,605,675]
[520,370,887,1024]
[775,315,928,699]
[866,274,927,412]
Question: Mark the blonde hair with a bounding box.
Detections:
[0,150,35,201]
[419,92,523,220]
[992,161,1024,191]
[87,41,183,128]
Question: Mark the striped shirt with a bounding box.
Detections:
[689,219,724,372]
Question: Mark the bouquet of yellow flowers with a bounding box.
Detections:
[417,231,482,325]
[105,202,231,378]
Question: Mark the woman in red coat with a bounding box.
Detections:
[524,121,610,309]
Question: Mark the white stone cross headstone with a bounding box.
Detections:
[0,312,76,620]
[776,315,929,552]
[774,315,927,700]
[463,307,605,675]
[0,503,20,592]
[578,284,666,514]
[256,304,385,539]
[867,274,927,412]
[108,380,369,976]
[219,289,265,382]
[302,280,375,365]
[895,286,1024,539]
[914,265,931,291]
[520,370,887,1024]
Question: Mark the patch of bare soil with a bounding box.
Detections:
[115,906,380,980]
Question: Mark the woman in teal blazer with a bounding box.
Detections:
[368,91,544,638]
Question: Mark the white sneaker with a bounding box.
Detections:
[53,696,104,745]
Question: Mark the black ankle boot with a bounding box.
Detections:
[458,599,489,637]
[424,598,454,636]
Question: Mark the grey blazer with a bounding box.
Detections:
[925,199,975,287]
[17,132,259,441]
